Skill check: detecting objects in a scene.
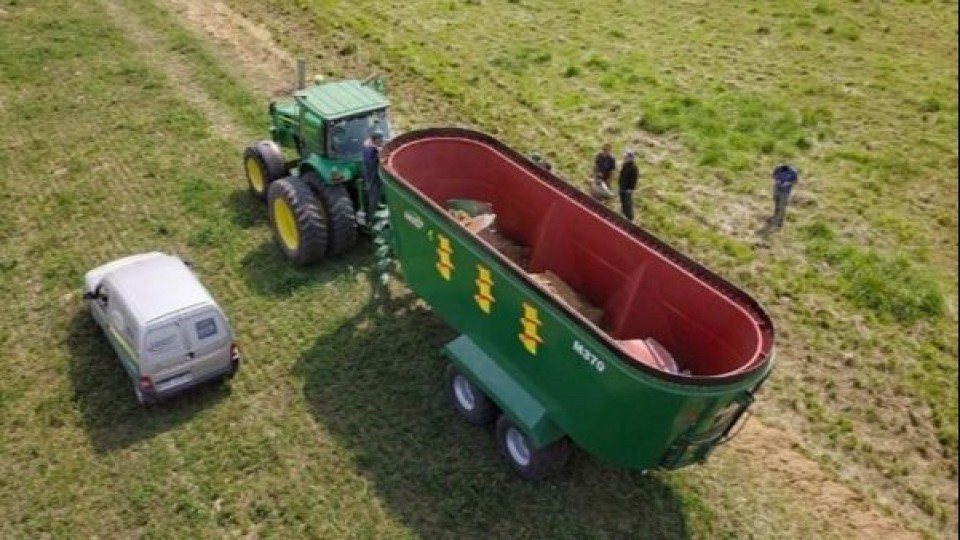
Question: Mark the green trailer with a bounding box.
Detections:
[378,128,775,479]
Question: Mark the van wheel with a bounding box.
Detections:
[495,415,571,480]
[267,177,328,265]
[243,140,285,201]
[305,173,357,257]
[445,364,498,425]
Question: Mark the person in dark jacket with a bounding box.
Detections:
[769,164,799,229]
[618,149,639,221]
[593,143,616,186]
[362,130,385,210]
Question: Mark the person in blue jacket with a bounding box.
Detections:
[769,164,799,229]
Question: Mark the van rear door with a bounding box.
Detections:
[143,321,190,377]
[180,307,232,378]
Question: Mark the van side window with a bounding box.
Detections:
[195,317,218,340]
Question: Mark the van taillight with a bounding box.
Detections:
[230,343,240,363]
[139,376,154,391]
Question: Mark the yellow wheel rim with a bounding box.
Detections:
[246,157,265,194]
[273,198,299,251]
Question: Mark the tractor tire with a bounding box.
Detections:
[267,177,328,265]
[244,140,285,202]
[445,364,498,425]
[495,415,571,481]
[303,172,357,257]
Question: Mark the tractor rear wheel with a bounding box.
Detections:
[495,415,571,480]
[244,141,285,201]
[303,172,357,257]
[267,177,328,265]
[445,364,498,425]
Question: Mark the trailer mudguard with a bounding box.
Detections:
[443,334,564,448]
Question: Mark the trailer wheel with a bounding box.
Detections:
[267,177,328,265]
[243,141,286,201]
[495,415,571,480]
[306,174,357,257]
[445,364,498,425]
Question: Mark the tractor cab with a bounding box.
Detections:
[267,78,391,182]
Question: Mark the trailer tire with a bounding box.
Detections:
[244,140,285,201]
[267,177,328,265]
[308,176,357,257]
[495,415,571,480]
[445,364,498,425]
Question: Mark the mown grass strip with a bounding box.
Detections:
[118,0,266,136]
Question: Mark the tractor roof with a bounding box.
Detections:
[295,80,390,120]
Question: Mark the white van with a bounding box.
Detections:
[83,252,240,405]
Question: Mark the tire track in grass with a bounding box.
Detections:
[89,4,292,526]
[99,0,251,147]
[96,0,284,406]
[93,7,361,497]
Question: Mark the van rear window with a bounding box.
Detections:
[195,317,218,340]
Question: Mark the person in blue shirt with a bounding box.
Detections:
[593,143,616,186]
[769,164,799,229]
[362,130,385,211]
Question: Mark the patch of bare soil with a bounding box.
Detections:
[161,0,298,97]
[99,0,249,145]
[732,420,919,539]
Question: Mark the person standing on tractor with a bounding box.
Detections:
[363,130,386,210]
[618,149,639,222]
[769,164,799,229]
[593,143,616,189]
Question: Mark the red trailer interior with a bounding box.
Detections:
[384,134,774,379]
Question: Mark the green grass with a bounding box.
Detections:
[803,222,945,325]
[0,0,957,537]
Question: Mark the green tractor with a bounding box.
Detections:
[243,75,391,265]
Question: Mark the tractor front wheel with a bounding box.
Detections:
[445,364,498,425]
[267,177,328,265]
[495,415,571,480]
[244,141,285,201]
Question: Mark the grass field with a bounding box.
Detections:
[0,0,956,538]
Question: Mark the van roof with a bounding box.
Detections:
[106,253,216,325]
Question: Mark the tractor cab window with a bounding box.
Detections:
[327,110,390,159]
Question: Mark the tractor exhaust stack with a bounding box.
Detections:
[297,58,307,90]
